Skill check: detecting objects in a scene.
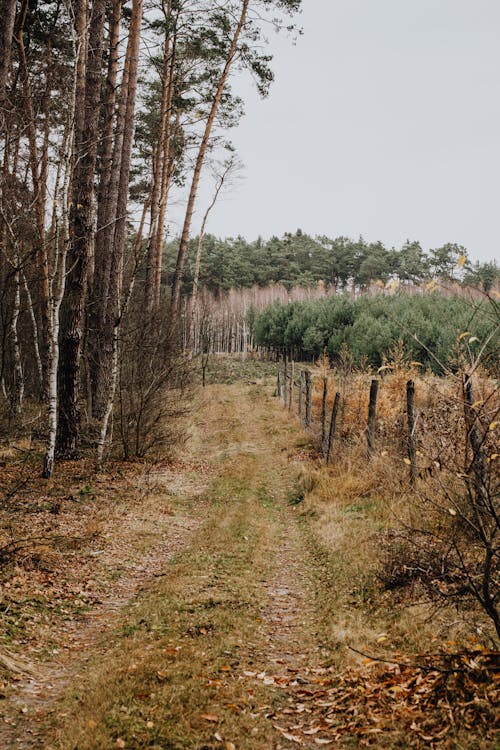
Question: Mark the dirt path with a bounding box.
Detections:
[4,520,205,747]
[1,381,332,750]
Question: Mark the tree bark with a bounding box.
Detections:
[9,256,23,415]
[43,73,81,476]
[145,1,175,313]
[89,0,143,420]
[56,0,107,457]
[0,0,17,117]
[87,0,121,416]
[21,269,43,395]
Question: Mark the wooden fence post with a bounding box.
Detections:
[276,369,282,398]
[289,361,295,412]
[325,391,340,463]
[298,370,304,417]
[406,379,417,484]
[463,373,488,505]
[321,376,328,454]
[367,378,379,458]
[283,357,288,407]
[304,370,312,428]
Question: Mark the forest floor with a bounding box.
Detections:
[0,370,497,749]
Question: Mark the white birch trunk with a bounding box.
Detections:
[21,270,44,395]
[9,261,23,415]
[42,30,78,478]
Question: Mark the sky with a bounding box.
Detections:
[176,0,500,263]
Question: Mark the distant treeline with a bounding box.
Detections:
[165,230,499,295]
[253,294,499,373]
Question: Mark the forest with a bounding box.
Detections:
[0,0,302,476]
[0,0,498,747]
[167,230,500,295]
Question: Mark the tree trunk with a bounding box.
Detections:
[90,0,143,420]
[43,216,68,477]
[108,0,143,312]
[9,258,23,415]
[0,0,17,116]
[21,270,43,395]
[56,0,106,457]
[145,2,175,313]
[87,0,121,417]
[43,88,75,477]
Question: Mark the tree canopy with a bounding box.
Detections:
[164,229,499,296]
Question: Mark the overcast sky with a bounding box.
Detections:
[179,0,500,263]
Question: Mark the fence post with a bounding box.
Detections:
[283,357,288,407]
[304,370,312,428]
[289,361,295,412]
[276,369,282,398]
[463,373,488,505]
[406,379,417,485]
[325,391,340,463]
[298,370,304,417]
[367,378,379,458]
[321,376,328,454]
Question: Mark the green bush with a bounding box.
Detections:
[254,293,498,373]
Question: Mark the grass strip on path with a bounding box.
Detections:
[45,384,316,750]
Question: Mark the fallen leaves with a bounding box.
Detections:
[213,731,236,748]
[242,650,499,747]
[200,713,219,723]
[273,725,303,744]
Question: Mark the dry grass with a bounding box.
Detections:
[293,353,499,664]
